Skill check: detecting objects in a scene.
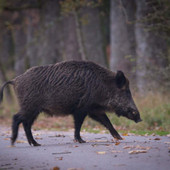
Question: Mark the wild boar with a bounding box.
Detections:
[0,60,142,146]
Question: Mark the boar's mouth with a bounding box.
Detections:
[135,118,142,123]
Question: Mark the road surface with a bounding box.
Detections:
[0,126,170,170]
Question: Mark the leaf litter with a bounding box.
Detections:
[123,145,151,150]
[96,151,106,155]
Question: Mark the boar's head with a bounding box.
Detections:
[112,71,142,123]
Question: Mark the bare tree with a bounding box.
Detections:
[135,0,168,93]
[110,0,136,86]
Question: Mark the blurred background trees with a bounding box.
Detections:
[0,0,170,94]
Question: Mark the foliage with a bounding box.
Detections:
[137,0,170,39]
[60,0,102,15]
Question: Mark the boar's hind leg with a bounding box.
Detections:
[73,112,87,143]
[11,112,23,145]
[22,113,41,146]
[89,113,123,140]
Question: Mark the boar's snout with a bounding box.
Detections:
[127,109,142,123]
[135,118,142,123]
[133,111,142,123]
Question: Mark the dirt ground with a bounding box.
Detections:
[0,126,170,170]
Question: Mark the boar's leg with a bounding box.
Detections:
[73,112,87,143]
[89,113,123,140]
[11,112,23,145]
[22,113,41,146]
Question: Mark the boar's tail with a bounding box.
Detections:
[0,81,14,104]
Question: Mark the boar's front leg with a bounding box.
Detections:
[73,112,87,143]
[89,113,123,140]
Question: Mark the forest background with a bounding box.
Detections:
[0,0,169,135]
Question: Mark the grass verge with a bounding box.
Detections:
[0,92,170,135]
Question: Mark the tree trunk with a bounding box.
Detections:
[79,4,107,67]
[110,0,136,85]
[13,11,27,75]
[135,0,168,93]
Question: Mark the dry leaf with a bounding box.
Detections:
[56,157,63,161]
[128,150,147,154]
[53,166,60,170]
[33,133,40,136]
[73,145,79,148]
[35,137,43,140]
[135,145,151,150]
[7,145,16,148]
[16,140,27,143]
[167,134,170,137]
[94,140,108,143]
[123,145,150,150]
[122,133,128,136]
[56,134,65,137]
[4,138,10,140]
[115,142,120,145]
[123,146,133,149]
[154,138,161,140]
[96,151,106,155]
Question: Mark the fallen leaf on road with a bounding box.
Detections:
[136,145,151,150]
[35,137,43,140]
[16,140,27,143]
[56,134,65,137]
[123,145,151,150]
[128,150,147,154]
[4,138,10,140]
[122,133,128,136]
[92,144,111,147]
[49,134,65,138]
[53,166,60,170]
[115,142,120,145]
[154,138,161,140]
[96,151,106,155]
[33,133,40,136]
[166,134,170,137]
[94,140,108,143]
[95,137,107,140]
[7,145,16,148]
[73,145,79,148]
[56,157,63,161]
[123,146,133,149]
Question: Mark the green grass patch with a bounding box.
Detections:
[120,130,169,136]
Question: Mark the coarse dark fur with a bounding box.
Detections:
[0,60,142,146]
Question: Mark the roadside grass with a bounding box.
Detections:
[0,92,170,135]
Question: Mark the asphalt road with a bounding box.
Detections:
[0,126,170,170]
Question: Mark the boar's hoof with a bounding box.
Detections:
[33,142,41,146]
[114,135,123,140]
[74,138,86,143]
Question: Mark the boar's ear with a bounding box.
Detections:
[115,71,126,89]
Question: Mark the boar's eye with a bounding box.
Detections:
[115,71,126,89]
